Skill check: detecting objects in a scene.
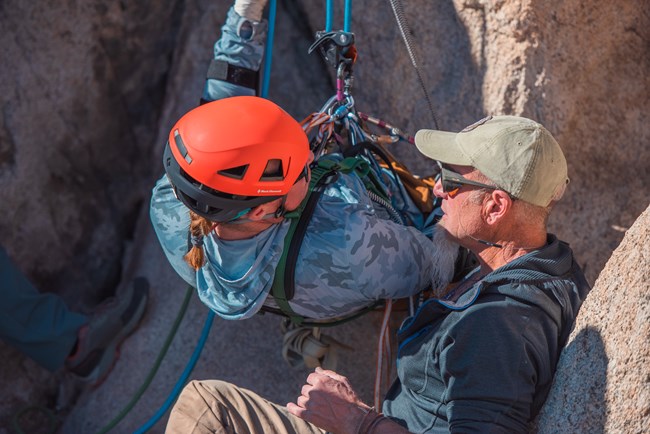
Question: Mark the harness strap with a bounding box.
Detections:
[269,155,387,325]
[270,159,337,325]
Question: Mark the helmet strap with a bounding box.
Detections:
[274,195,288,218]
[216,196,287,226]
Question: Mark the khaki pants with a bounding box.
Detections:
[166,380,327,434]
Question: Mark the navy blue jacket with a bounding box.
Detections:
[383,234,591,433]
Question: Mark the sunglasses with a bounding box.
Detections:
[437,162,505,199]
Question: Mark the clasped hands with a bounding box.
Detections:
[287,366,372,434]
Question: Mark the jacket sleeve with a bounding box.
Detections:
[438,297,556,433]
[201,7,267,102]
[149,175,197,287]
[353,217,438,300]
[302,178,440,303]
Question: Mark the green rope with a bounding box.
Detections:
[12,405,58,434]
[95,284,194,434]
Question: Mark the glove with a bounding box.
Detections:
[234,0,268,22]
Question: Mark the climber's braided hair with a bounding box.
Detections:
[184,211,213,270]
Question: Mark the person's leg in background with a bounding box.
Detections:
[0,245,87,372]
[0,245,149,384]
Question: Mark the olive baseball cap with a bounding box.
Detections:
[415,115,569,207]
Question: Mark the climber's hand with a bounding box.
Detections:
[234,0,268,22]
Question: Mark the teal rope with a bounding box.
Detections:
[94,285,194,434]
[325,0,351,32]
[326,0,333,31]
[133,310,215,433]
[344,0,352,32]
[260,0,277,98]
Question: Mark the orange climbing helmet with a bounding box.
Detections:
[163,96,310,221]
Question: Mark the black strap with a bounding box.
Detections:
[206,59,259,91]
[267,162,338,325]
[283,173,335,301]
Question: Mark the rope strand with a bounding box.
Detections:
[388,0,440,129]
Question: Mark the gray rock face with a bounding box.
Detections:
[535,204,650,433]
[0,0,186,306]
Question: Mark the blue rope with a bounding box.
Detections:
[260,0,277,98]
[344,0,352,32]
[326,0,333,32]
[132,311,215,433]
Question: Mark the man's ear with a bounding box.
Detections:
[484,190,512,225]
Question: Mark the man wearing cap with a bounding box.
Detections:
[166,114,591,434]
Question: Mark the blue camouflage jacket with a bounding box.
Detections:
[150,7,438,320]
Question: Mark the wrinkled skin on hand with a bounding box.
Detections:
[286,367,371,434]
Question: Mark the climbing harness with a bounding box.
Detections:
[266,3,440,328]
[267,154,393,328]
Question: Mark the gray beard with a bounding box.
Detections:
[429,224,461,297]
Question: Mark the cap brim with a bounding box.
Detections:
[415,129,472,165]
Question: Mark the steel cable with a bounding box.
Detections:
[388,0,440,129]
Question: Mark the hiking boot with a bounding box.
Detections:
[65,277,149,385]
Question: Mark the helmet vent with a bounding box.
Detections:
[173,130,192,163]
[218,164,249,180]
[260,159,285,181]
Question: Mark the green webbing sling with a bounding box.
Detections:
[268,155,389,326]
